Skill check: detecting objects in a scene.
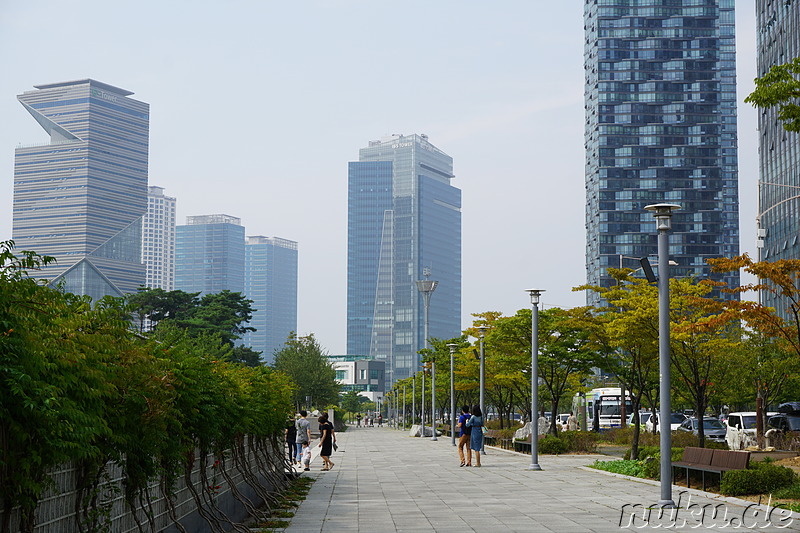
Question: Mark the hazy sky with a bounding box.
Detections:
[0,2,759,355]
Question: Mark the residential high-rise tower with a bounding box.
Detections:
[243,235,298,363]
[13,79,149,300]
[347,134,461,387]
[142,186,176,290]
[584,1,740,302]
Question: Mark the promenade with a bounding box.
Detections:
[285,426,796,532]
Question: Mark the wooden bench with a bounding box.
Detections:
[672,447,750,490]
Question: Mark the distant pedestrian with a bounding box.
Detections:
[466,404,484,467]
[369,416,374,427]
[285,416,298,465]
[567,411,578,432]
[318,415,335,470]
[300,442,311,471]
[457,405,472,467]
[378,414,383,427]
[356,414,362,427]
[295,410,310,465]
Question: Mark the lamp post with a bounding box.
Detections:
[526,289,544,471]
[403,384,407,430]
[421,368,426,438]
[412,374,416,431]
[430,359,438,441]
[447,343,458,446]
[644,203,680,508]
[416,269,438,441]
[478,325,488,454]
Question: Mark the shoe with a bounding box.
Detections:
[304,467,310,471]
[329,462,335,469]
[475,464,481,468]
[460,462,465,467]
[321,468,329,471]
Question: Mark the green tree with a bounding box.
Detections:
[126,287,199,331]
[272,333,339,409]
[230,345,263,366]
[745,56,800,132]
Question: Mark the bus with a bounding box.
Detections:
[574,387,632,430]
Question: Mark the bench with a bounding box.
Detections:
[671,447,750,490]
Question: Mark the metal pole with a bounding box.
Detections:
[449,344,457,446]
[645,203,679,508]
[422,367,426,438]
[412,374,416,429]
[479,330,486,454]
[527,289,544,471]
[403,385,407,431]
[431,360,438,441]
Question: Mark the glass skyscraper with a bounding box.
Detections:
[243,235,298,364]
[13,79,149,300]
[755,0,800,316]
[584,0,740,303]
[175,214,245,296]
[347,134,461,387]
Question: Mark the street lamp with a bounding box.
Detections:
[430,359,438,441]
[416,269,438,441]
[403,384,407,430]
[478,326,488,454]
[526,289,544,471]
[644,202,680,508]
[447,343,458,447]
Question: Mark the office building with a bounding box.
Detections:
[328,355,386,403]
[755,0,800,316]
[13,79,149,300]
[584,0,740,303]
[142,186,176,290]
[243,235,298,363]
[175,214,244,296]
[347,134,461,387]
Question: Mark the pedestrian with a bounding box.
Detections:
[456,405,472,467]
[300,442,312,471]
[378,414,383,427]
[295,410,310,465]
[466,404,484,467]
[285,416,298,465]
[356,414,362,427]
[318,415,335,470]
[567,411,578,432]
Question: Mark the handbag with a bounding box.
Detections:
[481,425,488,435]
[332,442,338,451]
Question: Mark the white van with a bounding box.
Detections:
[725,411,775,450]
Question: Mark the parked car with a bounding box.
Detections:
[645,412,687,433]
[767,402,800,433]
[725,411,776,450]
[677,417,727,443]
[627,411,652,428]
[555,413,570,431]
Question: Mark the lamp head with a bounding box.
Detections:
[644,203,681,231]
[446,343,458,354]
[477,325,488,336]
[525,289,545,305]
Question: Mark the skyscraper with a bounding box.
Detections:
[347,134,461,387]
[13,79,149,300]
[175,214,244,296]
[584,0,740,302]
[243,235,298,363]
[142,186,176,290]
[755,0,800,316]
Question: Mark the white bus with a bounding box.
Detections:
[574,387,632,430]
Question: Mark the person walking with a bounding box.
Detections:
[465,404,484,467]
[295,410,310,465]
[567,411,578,431]
[285,416,298,465]
[456,405,472,467]
[318,415,335,470]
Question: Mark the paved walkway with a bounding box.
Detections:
[285,426,796,532]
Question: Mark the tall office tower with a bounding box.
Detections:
[584,0,740,304]
[142,186,176,290]
[13,79,149,300]
[243,236,298,364]
[175,214,244,296]
[347,134,461,387]
[755,0,800,317]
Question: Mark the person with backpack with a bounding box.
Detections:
[456,405,472,467]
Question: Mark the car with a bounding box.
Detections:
[677,417,727,443]
[627,411,652,428]
[725,411,776,450]
[645,412,687,433]
[555,413,570,430]
[767,413,800,432]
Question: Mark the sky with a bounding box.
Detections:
[0,2,759,355]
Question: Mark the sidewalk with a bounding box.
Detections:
[285,426,796,532]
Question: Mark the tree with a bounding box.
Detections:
[272,333,339,410]
[230,345,263,367]
[126,287,199,331]
[745,57,800,132]
[339,390,369,418]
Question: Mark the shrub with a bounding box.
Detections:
[591,459,647,478]
[720,461,797,496]
[774,481,800,500]
[559,430,601,453]
[539,435,568,455]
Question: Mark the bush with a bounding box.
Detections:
[720,461,797,496]
[539,435,568,455]
[592,459,647,478]
[559,430,601,453]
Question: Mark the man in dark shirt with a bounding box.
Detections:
[285,417,298,465]
[456,405,472,467]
